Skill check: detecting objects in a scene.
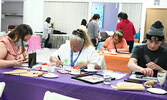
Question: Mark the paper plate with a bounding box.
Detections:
[42,73,58,78]
[147,88,167,94]
[84,69,97,72]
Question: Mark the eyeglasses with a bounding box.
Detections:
[72,30,85,39]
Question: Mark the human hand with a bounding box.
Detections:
[75,62,87,68]
[140,67,154,77]
[23,53,28,63]
[55,60,63,67]
[15,59,24,67]
[146,62,163,71]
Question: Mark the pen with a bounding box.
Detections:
[57,55,63,68]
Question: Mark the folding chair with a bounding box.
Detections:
[0,82,6,98]
[43,91,79,100]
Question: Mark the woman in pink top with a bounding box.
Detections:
[100,30,129,52]
[0,24,33,68]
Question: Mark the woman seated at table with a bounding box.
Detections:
[0,24,33,68]
[100,30,129,53]
[50,29,101,69]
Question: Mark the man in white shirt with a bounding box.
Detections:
[50,29,101,69]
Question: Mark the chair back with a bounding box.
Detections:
[43,91,79,100]
[97,42,104,50]
[0,82,6,98]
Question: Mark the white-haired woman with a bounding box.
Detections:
[50,29,101,69]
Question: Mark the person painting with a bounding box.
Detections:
[0,24,33,68]
[50,29,101,69]
[100,30,129,53]
[128,21,167,77]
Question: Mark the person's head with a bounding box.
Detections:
[112,30,124,44]
[92,14,100,21]
[146,21,164,51]
[8,24,33,53]
[45,17,51,23]
[81,19,87,26]
[118,12,128,21]
[70,29,93,52]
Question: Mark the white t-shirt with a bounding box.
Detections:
[43,22,52,39]
[52,43,101,67]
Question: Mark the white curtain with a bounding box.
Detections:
[44,1,89,34]
[121,3,143,33]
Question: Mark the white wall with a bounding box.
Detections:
[2,0,167,41]
[24,0,44,33]
[1,1,23,32]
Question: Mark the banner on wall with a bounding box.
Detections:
[92,5,104,28]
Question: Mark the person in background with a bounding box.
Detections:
[100,30,129,52]
[0,24,33,68]
[128,21,167,77]
[79,19,87,33]
[43,17,53,48]
[87,14,100,47]
[116,12,136,53]
[50,29,101,69]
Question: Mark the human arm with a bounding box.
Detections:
[100,38,110,51]
[128,45,154,76]
[49,56,63,67]
[146,62,164,71]
[75,62,100,69]
[116,39,129,52]
[94,23,99,39]
[44,22,52,31]
[0,42,24,68]
[116,22,121,30]
[49,44,65,67]
[23,52,28,63]
[132,23,136,35]
[116,46,129,52]
[128,58,154,77]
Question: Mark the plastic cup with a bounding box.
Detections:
[157,70,167,87]
[103,70,113,84]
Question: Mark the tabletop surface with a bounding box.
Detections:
[0,67,167,100]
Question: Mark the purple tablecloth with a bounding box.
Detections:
[0,67,167,100]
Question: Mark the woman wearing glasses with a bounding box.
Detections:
[50,29,101,69]
[100,30,129,53]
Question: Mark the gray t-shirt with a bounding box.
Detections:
[131,44,167,77]
[87,21,99,39]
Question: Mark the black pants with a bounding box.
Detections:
[44,34,50,48]
[127,41,134,53]
[91,39,97,47]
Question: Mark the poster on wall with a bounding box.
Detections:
[92,5,104,28]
